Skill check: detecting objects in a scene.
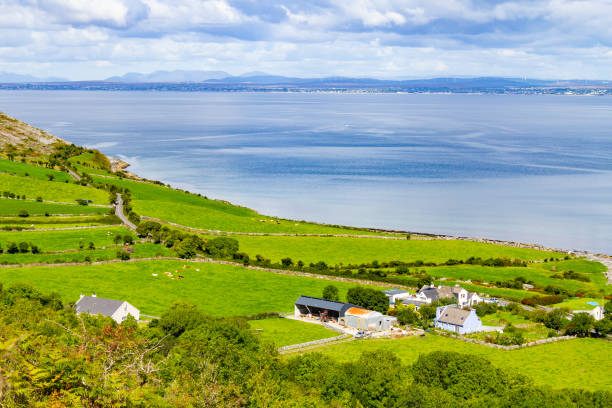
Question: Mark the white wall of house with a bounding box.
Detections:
[573,306,604,321]
[111,302,140,323]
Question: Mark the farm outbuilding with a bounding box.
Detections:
[342,307,398,331]
[294,296,356,322]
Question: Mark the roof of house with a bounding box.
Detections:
[75,295,126,317]
[383,289,408,296]
[437,306,472,326]
[295,296,356,314]
[400,299,428,307]
[345,307,382,318]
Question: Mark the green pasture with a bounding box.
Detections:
[550,297,606,310]
[0,260,388,316]
[479,310,532,326]
[309,335,612,391]
[0,173,108,204]
[0,226,130,251]
[421,260,608,295]
[250,318,338,347]
[92,176,392,235]
[0,199,110,215]
[0,159,71,182]
[0,243,173,265]
[226,235,564,265]
[0,214,120,228]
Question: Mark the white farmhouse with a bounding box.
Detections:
[75,294,140,323]
[573,306,604,321]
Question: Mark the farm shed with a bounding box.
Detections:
[75,294,140,323]
[294,295,356,321]
[343,307,397,331]
[434,305,482,334]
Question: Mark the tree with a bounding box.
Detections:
[395,303,420,325]
[46,173,55,181]
[88,241,95,250]
[281,257,293,268]
[564,313,594,337]
[346,287,389,314]
[604,301,612,316]
[18,209,29,218]
[205,237,239,258]
[322,285,339,301]
[116,250,131,260]
[159,301,206,337]
[18,241,29,253]
[123,234,134,245]
[175,236,200,259]
[113,234,123,244]
[544,308,568,331]
[6,242,19,254]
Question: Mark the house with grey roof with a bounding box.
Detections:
[434,305,482,334]
[75,294,140,323]
[419,284,481,307]
[383,289,411,305]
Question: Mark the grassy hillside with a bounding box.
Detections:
[228,235,563,264]
[0,173,108,204]
[0,199,110,215]
[250,318,338,347]
[0,260,388,316]
[0,158,72,182]
[309,335,612,391]
[92,175,395,235]
[0,226,130,251]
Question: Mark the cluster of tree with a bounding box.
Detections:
[521,294,565,306]
[2,191,26,199]
[0,241,40,254]
[346,286,390,314]
[550,269,591,282]
[463,256,527,267]
[0,283,610,407]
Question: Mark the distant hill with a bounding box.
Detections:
[105,70,231,83]
[0,71,67,83]
[0,112,67,156]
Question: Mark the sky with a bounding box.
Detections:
[1,0,612,80]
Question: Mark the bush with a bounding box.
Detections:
[18,209,29,218]
[205,237,239,259]
[322,285,339,301]
[564,313,595,337]
[36,196,43,202]
[116,250,131,260]
[346,287,389,314]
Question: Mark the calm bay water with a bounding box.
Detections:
[1,91,611,253]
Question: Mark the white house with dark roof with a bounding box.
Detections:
[75,294,140,323]
[434,305,482,334]
[383,289,412,305]
[419,284,481,307]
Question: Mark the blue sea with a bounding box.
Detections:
[1,91,611,253]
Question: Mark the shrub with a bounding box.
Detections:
[36,196,42,202]
[205,237,239,258]
[322,285,339,301]
[116,250,131,260]
[18,210,29,218]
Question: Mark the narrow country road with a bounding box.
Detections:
[65,167,81,182]
[115,193,137,230]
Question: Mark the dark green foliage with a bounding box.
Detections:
[159,301,206,337]
[411,351,527,400]
[564,313,595,337]
[175,236,203,259]
[116,250,130,260]
[475,302,498,317]
[18,209,29,217]
[205,237,239,258]
[550,270,590,282]
[122,234,134,244]
[322,285,339,301]
[544,308,568,331]
[136,220,162,237]
[346,286,389,313]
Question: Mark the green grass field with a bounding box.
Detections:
[229,235,564,265]
[0,199,110,215]
[0,243,174,265]
[309,334,612,391]
[550,297,606,310]
[479,310,532,326]
[250,318,338,347]
[420,259,609,295]
[0,214,120,228]
[0,260,388,316]
[0,159,72,182]
[0,226,130,251]
[0,173,108,204]
[92,176,394,235]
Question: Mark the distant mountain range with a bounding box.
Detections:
[1,70,611,94]
[0,71,67,83]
